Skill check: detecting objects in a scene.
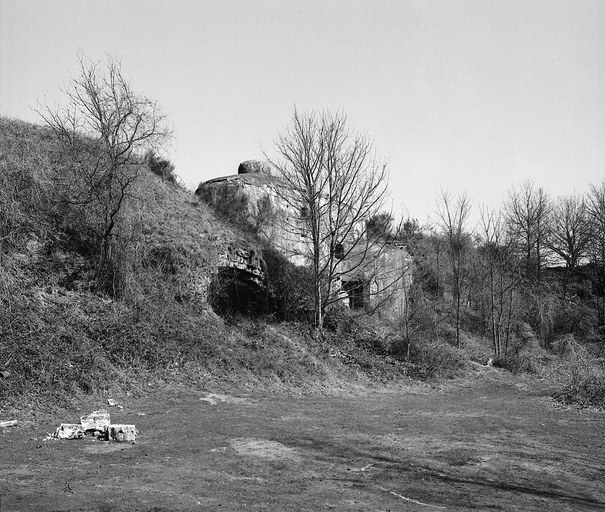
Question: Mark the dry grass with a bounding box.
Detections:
[546,335,605,409]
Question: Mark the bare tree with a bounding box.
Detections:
[477,207,523,356]
[394,217,420,244]
[37,52,172,294]
[586,181,605,323]
[545,194,591,297]
[587,182,605,263]
[396,270,429,360]
[413,226,446,298]
[504,181,550,283]
[269,108,389,329]
[436,191,472,348]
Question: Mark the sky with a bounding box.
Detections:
[1,0,604,227]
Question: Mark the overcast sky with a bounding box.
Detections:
[1,0,604,226]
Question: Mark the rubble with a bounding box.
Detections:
[80,409,110,432]
[107,399,124,409]
[55,423,84,440]
[106,424,137,442]
[53,409,137,442]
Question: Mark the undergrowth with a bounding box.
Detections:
[554,374,605,409]
[550,338,605,410]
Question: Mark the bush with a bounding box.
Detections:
[263,246,313,321]
[554,375,605,409]
[492,352,541,374]
[523,290,598,347]
[489,331,551,374]
[554,299,598,338]
[552,351,605,409]
[323,311,399,357]
[407,338,467,380]
[145,150,177,184]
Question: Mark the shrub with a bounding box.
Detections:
[522,289,597,347]
[552,351,605,409]
[554,375,605,409]
[554,299,598,338]
[322,304,356,335]
[407,338,467,380]
[492,352,540,374]
[145,150,177,183]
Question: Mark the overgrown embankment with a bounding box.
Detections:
[0,118,421,413]
[1,117,604,415]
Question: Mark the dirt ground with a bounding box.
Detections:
[1,367,604,512]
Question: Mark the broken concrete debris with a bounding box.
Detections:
[106,424,137,442]
[80,409,110,431]
[106,398,124,409]
[54,409,137,442]
[55,423,84,440]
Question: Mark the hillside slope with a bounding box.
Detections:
[0,117,421,413]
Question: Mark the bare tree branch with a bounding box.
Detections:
[436,190,472,348]
[267,108,390,329]
[35,52,172,296]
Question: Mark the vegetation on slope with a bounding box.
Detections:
[1,112,604,415]
[0,117,421,414]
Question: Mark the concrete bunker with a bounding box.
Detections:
[198,160,412,318]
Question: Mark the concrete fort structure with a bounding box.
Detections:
[196,160,412,317]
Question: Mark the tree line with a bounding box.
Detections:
[394,180,605,357]
[266,106,605,354]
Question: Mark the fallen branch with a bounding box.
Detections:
[375,485,445,509]
[351,463,374,473]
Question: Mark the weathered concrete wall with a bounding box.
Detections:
[196,166,309,266]
[372,244,414,319]
[332,241,412,316]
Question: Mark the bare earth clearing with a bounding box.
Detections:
[1,368,604,511]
